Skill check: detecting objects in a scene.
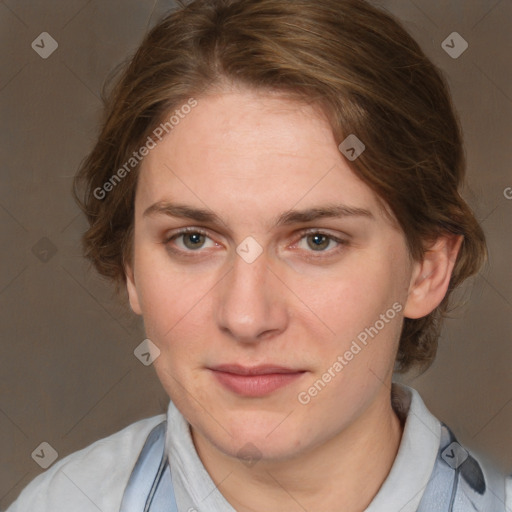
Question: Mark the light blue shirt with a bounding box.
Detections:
[5,383,512,511]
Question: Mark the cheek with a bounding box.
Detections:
[134,255,217,365]
[134,242,192,317]
[306,258,403,330]
[297,252,407,374]
[138,270,209,398]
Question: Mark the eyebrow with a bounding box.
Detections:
[143,201,374,228]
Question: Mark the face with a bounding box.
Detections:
[126,88,418,462]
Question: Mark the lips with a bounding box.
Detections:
[210,364,303,375]
[209,364,306,397]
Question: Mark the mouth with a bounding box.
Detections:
[208,364,307,397]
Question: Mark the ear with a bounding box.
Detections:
[403,234,463,319]
[125,263,143,315]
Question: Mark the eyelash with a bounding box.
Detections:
[163,227,349,260]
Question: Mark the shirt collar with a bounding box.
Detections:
[165,382,441,512]
[365,382,441,512]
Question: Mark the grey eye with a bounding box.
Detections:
[182,232,207,250]
[306,234,332,251]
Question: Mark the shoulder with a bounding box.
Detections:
[392,384,512,511]
[5,413,166,512]
[422,418,511,511]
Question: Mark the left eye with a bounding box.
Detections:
[296,233,343,252]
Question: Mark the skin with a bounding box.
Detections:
[126,87,462,511]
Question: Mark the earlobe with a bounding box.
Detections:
[403,234,463,319]
[125,264,143,315]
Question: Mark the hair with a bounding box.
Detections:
[73,0,487,374]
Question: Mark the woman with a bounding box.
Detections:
[7,0,510,510]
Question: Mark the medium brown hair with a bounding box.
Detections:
[73,0,487,373]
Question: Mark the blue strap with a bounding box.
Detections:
[121,419,505,512]
[119,420,178,512]
[417,423,506,512]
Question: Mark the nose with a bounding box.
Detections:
[215,249,289,344]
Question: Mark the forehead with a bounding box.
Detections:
[136,89,392,225]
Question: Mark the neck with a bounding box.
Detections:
[191,385,404,512]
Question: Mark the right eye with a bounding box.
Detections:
[164,227,220,256]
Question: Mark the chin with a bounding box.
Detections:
[222,435,305,464]
[204,414,310,463]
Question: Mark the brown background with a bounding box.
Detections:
[1,0,511,508]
